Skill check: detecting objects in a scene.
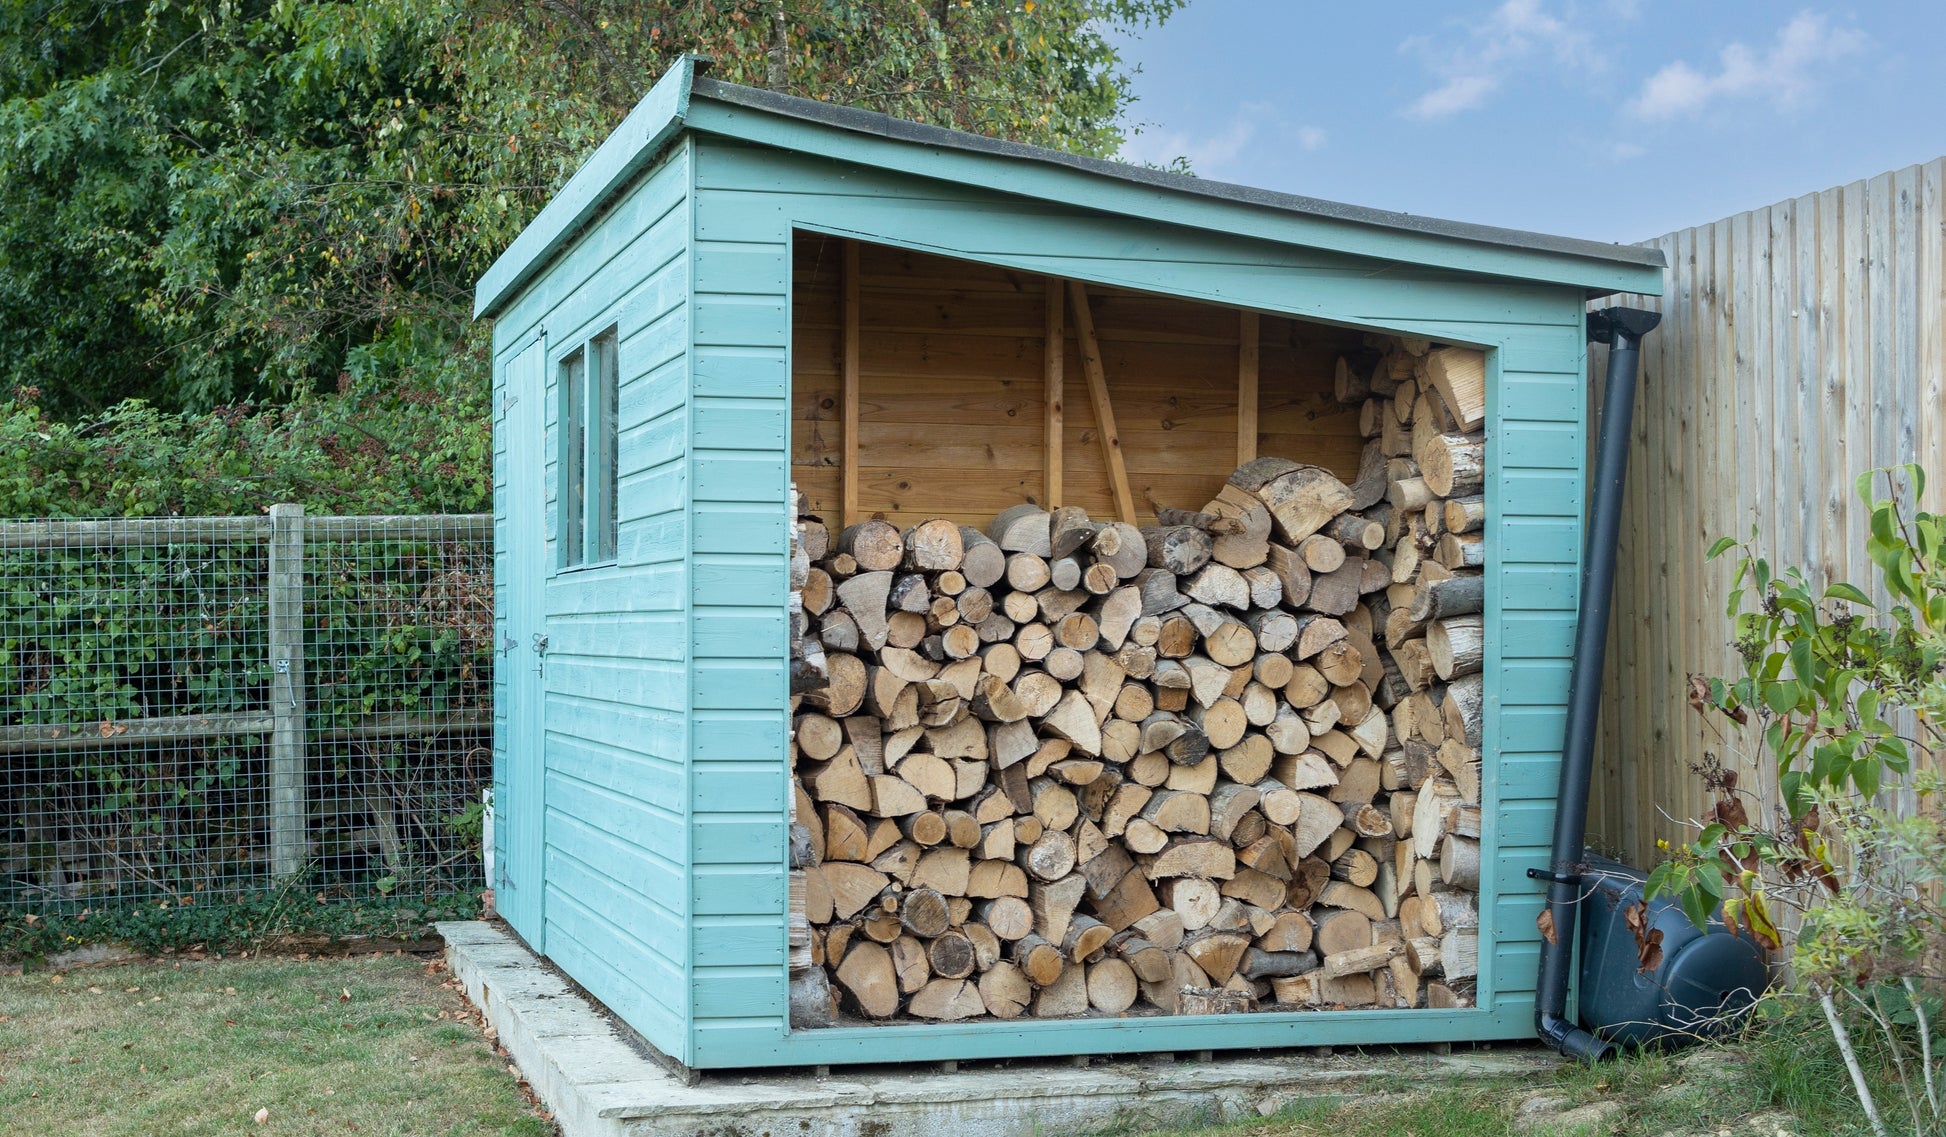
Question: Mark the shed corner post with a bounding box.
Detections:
[267,502,308,881]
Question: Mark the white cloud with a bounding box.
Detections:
[1120,102,1325,175]
[1402,0,1599,120]
[1628,10,1867,120]
[1120,117,1255,176]
[1408,75,1500,120]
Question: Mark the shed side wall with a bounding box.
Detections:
[684,137,1588,1066]
[492,141,695,1061]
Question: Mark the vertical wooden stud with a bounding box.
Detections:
[267,503,307,880]
[1067,281,1137,524]
[1237,310,1260,468]
[842,240,862,528]
[1044,278,1066,508]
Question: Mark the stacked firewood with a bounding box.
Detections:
[787,338,1489,1024]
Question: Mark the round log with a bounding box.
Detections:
[838,520,904,571]
[1144,525,1214,575]
[977,896,1035,941]
[900,811,948,847]
[795,713,844,761]
[1087,958,1139,1013]
[1298,534,1346,573]
[1440,834,1481,889]
[1011,933,1066,986]
[899,887,952,939]
[1006,553,1051,592]
[1043,645,1085,681]
[928,931,977,979]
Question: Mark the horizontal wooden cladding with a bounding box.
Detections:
[791,236,1365,528]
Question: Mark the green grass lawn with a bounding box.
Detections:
[1088,1004,1879,1137]
[0,953,553,1137]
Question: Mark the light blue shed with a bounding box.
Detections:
[476,57,1665,1071]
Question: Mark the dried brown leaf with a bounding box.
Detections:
[1536,907,1558,946]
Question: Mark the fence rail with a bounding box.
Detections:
[1588,156,1945,867]
[1,508,494,910]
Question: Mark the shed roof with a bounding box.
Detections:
[476,56,1666,320]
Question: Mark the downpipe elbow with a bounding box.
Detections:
[1538,1011,1617,1063]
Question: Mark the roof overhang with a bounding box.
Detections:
[476,57,1667,321]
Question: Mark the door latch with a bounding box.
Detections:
[501,634,518,656]
[532,633,549,655]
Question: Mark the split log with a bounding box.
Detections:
[1417,433,1484,499]
[1410,575,1484,622]
[1428,615,1484,681]
[1240,463,1354,544]
[1442,497,1485,535]
[1423,347,1486,432]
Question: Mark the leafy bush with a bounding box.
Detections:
[1654,465,1944,1137]
[0,322,489,519]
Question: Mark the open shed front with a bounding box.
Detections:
[786,233,1507,1046]
[475,61,1664,1073]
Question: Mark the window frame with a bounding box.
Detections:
[556,326,619,570]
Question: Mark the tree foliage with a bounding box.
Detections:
[0,0,1180,416]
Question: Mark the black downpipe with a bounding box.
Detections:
[1533,307,1662,1062]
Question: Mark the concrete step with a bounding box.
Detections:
[437,920,1558,1137]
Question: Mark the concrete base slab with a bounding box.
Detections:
[437,921,1560,1137]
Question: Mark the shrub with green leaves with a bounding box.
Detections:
[1654,465,1943,1137]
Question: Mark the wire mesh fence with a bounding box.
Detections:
[0,509,493,913]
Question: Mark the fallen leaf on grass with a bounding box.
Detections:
[339,988,351,1003]
[254,1106,270,1124]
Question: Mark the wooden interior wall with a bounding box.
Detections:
[791,235,1363,529]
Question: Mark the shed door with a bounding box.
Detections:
[501,339,547,949]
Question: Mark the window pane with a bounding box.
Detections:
[592,330,619,562]
[559,347,586,566]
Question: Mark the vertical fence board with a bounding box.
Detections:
[1592,158,1946,866]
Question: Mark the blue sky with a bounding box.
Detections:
[1108,2,1946,242]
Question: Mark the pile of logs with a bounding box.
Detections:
[787,338,1489,1024]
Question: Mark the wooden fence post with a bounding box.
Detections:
[267,503,307,880]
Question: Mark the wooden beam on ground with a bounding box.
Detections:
[1066,282,1137,524]
[1044,278,1066,509]
[1238,310,1260,468]
[842,239,862,528]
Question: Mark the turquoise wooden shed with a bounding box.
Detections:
[475,57,1665,1071]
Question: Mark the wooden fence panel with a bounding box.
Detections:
[1589,157,1946,867]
